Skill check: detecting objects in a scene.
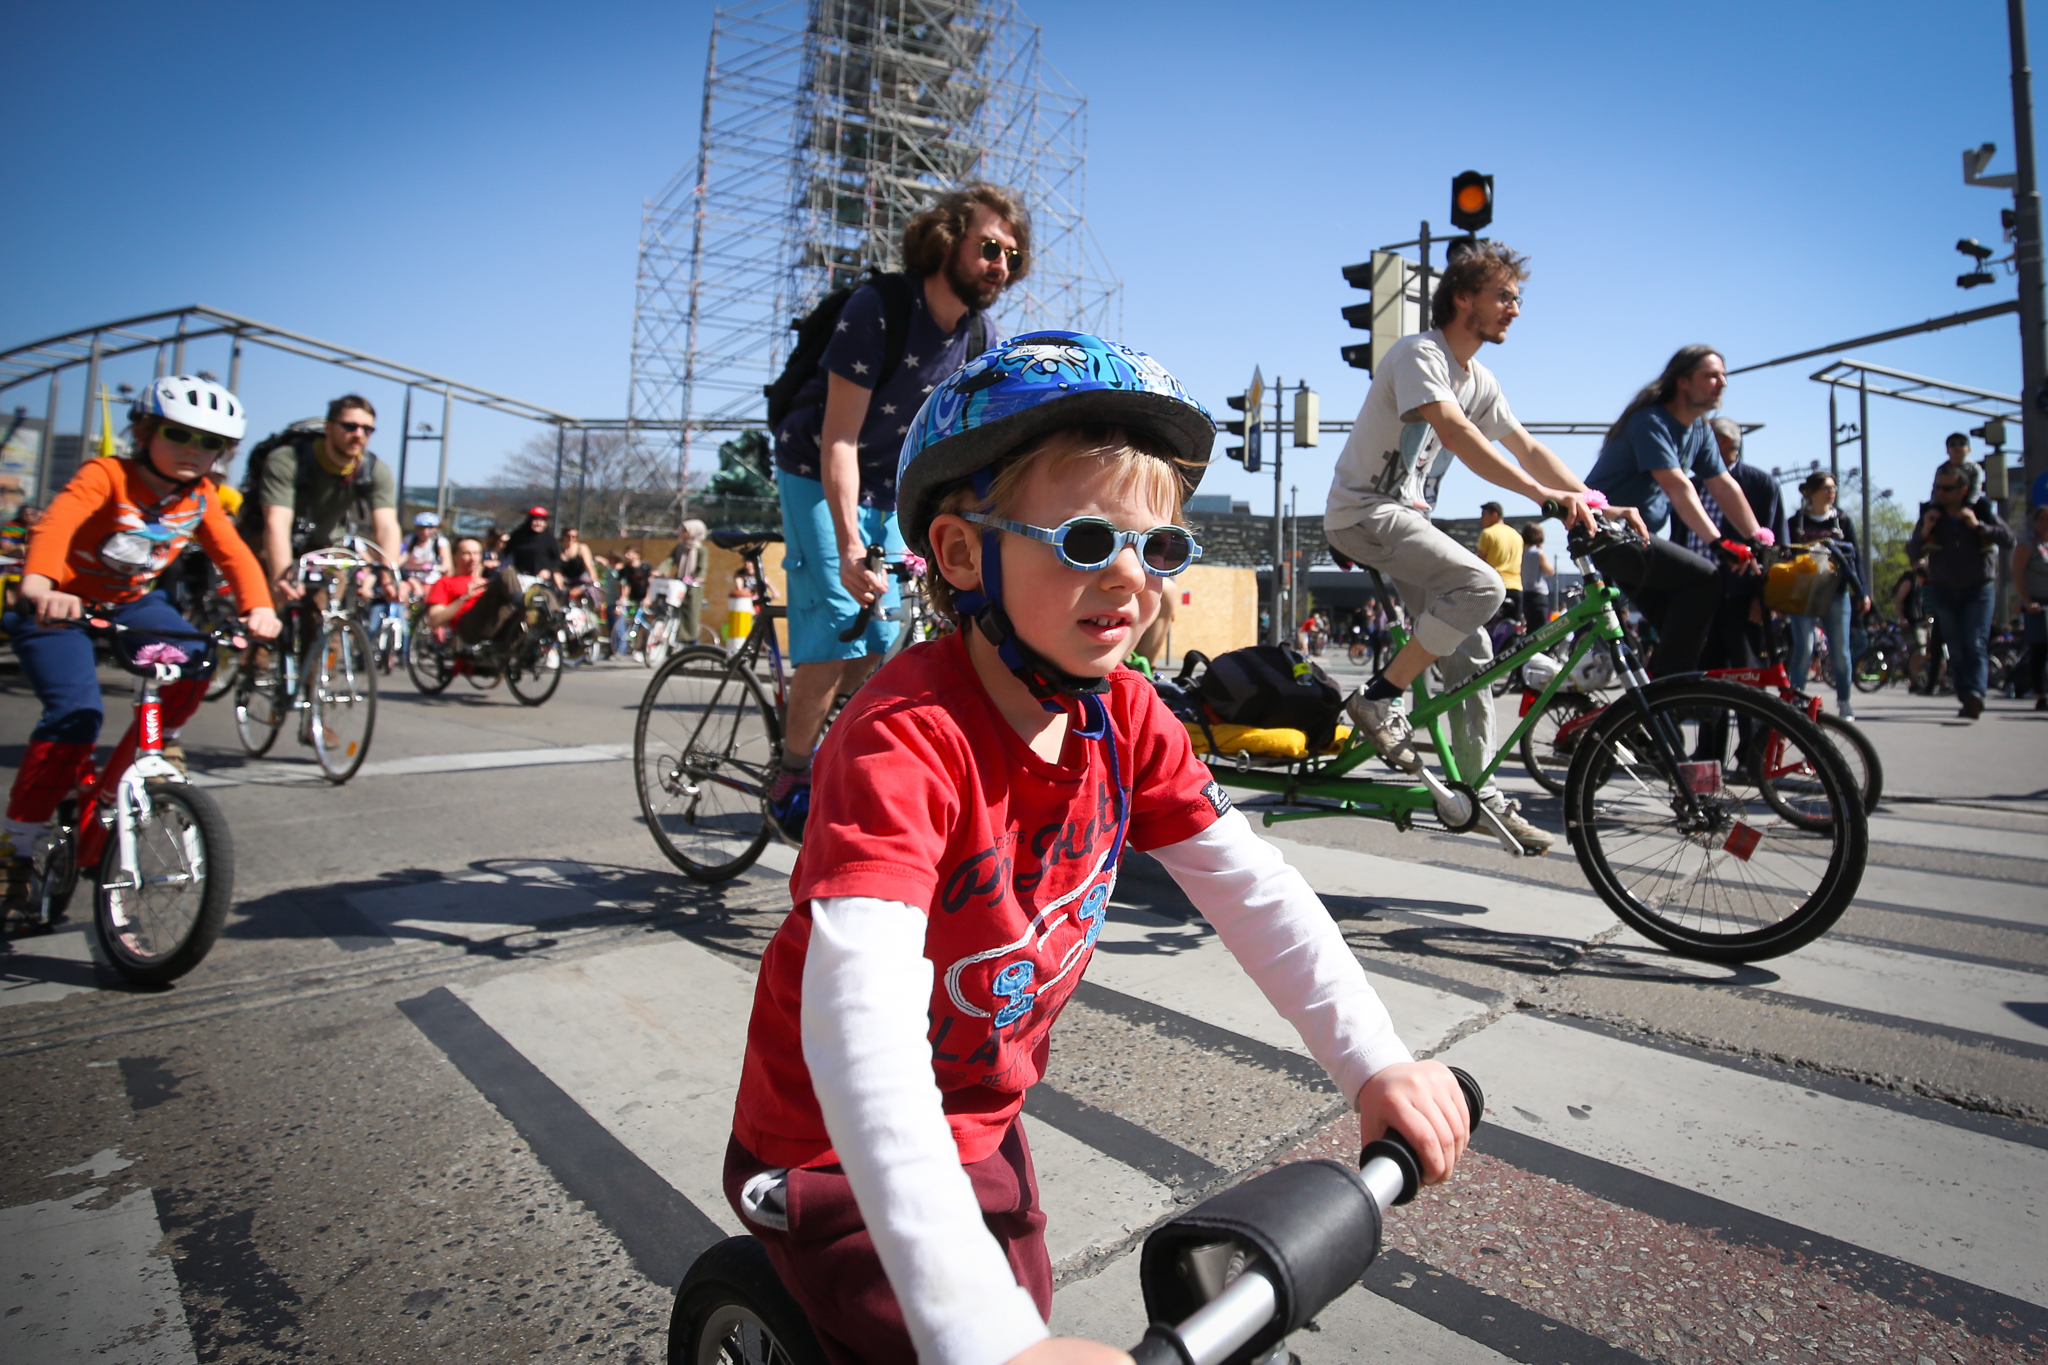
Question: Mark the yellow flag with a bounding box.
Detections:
[96,387,117,458]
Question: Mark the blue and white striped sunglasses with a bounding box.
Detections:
[959,512,1203,576]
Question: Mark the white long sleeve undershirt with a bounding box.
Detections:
[798,807,1411,1365]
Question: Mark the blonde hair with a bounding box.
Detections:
[924,425,1189,627]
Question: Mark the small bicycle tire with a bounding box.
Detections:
[233,651,287,756]
[94,781,235,985]
[1564,677,1865,962]
[509,630,565,706]
[636,646,777,882]
[1851,647,1890,694]
[1348,642,1367,665]
[406,618,454,694]
[1519,690,1601,796]
[309,618,376,783]
[669,1236,827,1365]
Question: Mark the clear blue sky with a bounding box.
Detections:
[1,0,2033,521]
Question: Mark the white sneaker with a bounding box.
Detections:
[1481,793,1554,855]
[1345,691,1422,773]
[1838,705,1856,723]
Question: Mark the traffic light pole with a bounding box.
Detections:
[2009,0,2048,505]
[1270,375,1285,644]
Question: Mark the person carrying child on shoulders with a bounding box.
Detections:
[724,332,1470,1365]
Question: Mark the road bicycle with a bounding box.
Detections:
[669,1069,1485,1365]
[232,540,381,782]
[633,534,944,882]
[18,618,241,985]
[1212,508,1866,963]
[404,574,567,706]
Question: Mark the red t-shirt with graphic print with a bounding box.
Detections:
[732,629,1226,1168]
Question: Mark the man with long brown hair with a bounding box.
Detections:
[767,184,1028,839]
[1584,345,1765,676]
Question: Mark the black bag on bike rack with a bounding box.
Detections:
[1185,644,1345,754]
[1139,1160,1382,1365]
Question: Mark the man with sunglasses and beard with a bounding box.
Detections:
[255,394,402,605]
[766,183,1028,839]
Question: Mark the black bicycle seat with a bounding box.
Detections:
[707,528,784,552]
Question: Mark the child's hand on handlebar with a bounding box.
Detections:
[241,606,282,640]
[19,575,83,626]
[1357,1061,1471,1185]
[1004,1337,1133,1365]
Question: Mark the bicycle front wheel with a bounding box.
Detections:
[508,629,565,706]
[234,649,287,755]
[670,1237,828,1365]
[95,782,234,984]
[1565,677,1865,962]
[309,618,376,783]
[635,646,778,882]
[1851,646,1891,693]
[406,618,454,694]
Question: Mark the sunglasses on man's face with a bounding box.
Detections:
[960,512,1202,576]
[333,420,375,436]
[978,238,1022,270]
[1935,481,1964,492]
[159,424,232,453]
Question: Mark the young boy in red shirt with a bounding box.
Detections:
[726,333,1469,1365]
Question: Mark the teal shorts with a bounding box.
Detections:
[776,469,903,666]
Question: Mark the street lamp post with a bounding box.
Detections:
[2008,0,2048,505]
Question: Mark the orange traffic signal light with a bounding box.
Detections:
[1451,171,1493,232]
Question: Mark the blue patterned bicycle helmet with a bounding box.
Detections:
[895,331,1214,553]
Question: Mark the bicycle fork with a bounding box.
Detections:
[97,667,190,898]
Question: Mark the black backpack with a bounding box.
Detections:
[1182,645,1345,754]
[237,419,381,555]
[762,270,990,430]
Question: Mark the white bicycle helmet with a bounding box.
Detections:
[414,511,442,528]
[134,374,247,442]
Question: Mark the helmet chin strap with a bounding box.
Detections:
[954,471,1111,714]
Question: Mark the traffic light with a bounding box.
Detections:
[1293,387,1319,447]
[1450,170,1494,233]
[1340,251,1418,372]
[1220,378,1253,474]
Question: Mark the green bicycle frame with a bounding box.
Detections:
[1213,579,1631,830]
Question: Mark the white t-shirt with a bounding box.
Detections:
[1326,329,1517,528]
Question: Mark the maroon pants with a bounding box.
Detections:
[722,1120,1053,1365]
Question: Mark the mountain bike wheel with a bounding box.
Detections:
[636,646,777,882]
[1564,677,1865,962]
[94,781,234,985]
[406,620,454,694]
[1519,690,1601,796]
[309,618,376,783]
[1851,646,1892,693]
[669,1237,827,1365]
[1757,712,1883,828]
[508,630,565,706]
[234,649,287,756]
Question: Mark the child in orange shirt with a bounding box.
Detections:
[3,376,278,914]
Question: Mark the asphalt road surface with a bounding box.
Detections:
[3,648,2044,1364]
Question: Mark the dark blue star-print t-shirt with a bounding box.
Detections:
[771,280,989,511]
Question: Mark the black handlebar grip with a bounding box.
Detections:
[1358,1066,1485,1207]
[1128,1330,1192,1365]
[835,544,888,643]
[1539,498,1564,522]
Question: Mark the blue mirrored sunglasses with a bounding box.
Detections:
[960,512,1202,576]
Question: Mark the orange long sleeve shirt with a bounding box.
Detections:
[24,458,272,613]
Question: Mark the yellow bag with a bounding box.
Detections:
[1764,546,1839,616]
[1184,721,1353,761]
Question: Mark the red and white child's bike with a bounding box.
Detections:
[22,618,240,985]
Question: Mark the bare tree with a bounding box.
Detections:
[495,429,685,537]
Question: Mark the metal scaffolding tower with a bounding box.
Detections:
[627,0,1118,514]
